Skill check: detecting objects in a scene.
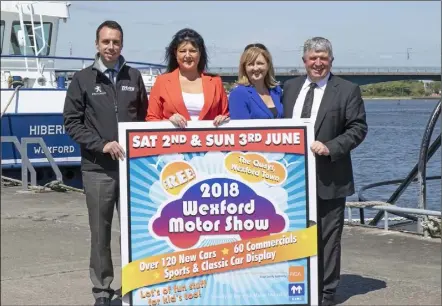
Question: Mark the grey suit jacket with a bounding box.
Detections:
[282,73,368,200]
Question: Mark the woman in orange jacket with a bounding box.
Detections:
[146,28,229,128]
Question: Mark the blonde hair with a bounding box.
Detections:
[237,46,278,88]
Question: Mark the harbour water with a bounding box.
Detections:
[348,99,441,217]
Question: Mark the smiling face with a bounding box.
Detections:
[175,41,200,73]
[245,53,269,85]
[95,26,122,64]
[303,50,332,82]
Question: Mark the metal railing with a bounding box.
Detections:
[417,100,441,235]
[0,54,166,71]
[355,99,441,237]
[1,136,62,191]
[1,85,22,117]
[1,55,166,91]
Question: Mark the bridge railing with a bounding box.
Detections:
[209,66,441,75]
[357,99,442,238]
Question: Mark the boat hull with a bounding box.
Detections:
[1,113,83,188]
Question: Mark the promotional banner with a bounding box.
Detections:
[119,120,318,306]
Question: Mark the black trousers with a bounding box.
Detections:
[82,170,120,299]
[317,197,346,302]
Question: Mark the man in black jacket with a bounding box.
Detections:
[282,37,367,305]
[63,20,148,306]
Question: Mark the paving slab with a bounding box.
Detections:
[1,186,440,305]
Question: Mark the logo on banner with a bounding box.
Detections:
[149,177,288,249]
[288,283,305,301]
[160,161,196,196]
[225,152,287,185]
[289,266,305,282]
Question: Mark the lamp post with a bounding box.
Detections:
[298,45,304,69]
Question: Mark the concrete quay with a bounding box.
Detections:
[1,186,440,305]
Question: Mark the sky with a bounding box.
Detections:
[56,1,442,68]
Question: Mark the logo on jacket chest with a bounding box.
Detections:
[121,85,135,91]
[92,85,107,96]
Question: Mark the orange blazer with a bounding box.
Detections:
[146,68,229,121]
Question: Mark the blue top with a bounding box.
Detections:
[228,84,283,119]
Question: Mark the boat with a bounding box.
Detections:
[1,1,165,188]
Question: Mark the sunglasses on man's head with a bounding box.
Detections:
[244,43,267,51]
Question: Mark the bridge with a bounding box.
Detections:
[209,66,441,85]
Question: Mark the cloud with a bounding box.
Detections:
[253,152,285,161]
[188,152,228,176]
[148,180,170,207]
[157,153,185,165]
[150,177,287,249]
[250,181,289,212]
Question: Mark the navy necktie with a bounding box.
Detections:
[107,68,116,84]
[301,83,317,118]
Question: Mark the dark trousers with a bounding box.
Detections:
[317,197,346,302]
[82,170,120,299]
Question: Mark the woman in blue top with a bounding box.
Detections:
[228,43,283,119]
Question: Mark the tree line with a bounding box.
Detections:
[360,80,441,98]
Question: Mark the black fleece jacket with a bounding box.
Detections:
[63,57,148,171]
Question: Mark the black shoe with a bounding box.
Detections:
[94,297,110,306]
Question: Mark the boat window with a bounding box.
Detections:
[10,21,52,56]
[0,20,5,54]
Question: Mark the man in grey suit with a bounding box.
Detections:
[282,37,368,305]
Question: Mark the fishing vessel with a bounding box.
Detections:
[1,1,164,188]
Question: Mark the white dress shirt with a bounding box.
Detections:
[292,73,330,122]
[97,56,120,84]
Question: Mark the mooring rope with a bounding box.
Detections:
[1,176,84,193]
